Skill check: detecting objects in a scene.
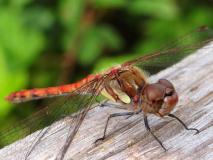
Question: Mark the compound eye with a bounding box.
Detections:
[158,79,174,90]
[165,88,173,97]
[144,84,165,102]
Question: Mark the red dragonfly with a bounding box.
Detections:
[2,26,213,160]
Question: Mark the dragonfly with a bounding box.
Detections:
[2,26,213,160]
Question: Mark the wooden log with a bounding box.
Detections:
[0,43,213,160]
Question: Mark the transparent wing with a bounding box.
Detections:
[0,75,105,149]
[122,26,213,74]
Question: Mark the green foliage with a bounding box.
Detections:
[78,25,123,65]
[0,2,52,119]
[93,0,126,8]
[128,0,179,19]
[0,0,213,146]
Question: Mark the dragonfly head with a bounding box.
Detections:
[144,79,178,117]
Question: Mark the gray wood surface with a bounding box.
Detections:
[0,43,213,160]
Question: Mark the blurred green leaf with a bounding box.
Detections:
[185,7,213,27]
[59,0,85,50]
[128,0,179,19]
[0,8,45,69]
[0,46,28,119]
[0,5,45,119]
[77,26,103,65]
[78,25,123,65]
[60,0,84,27]
[98,25,123,50]
[23,8,54,30]
[0,47,10,118]
[10,0,31,8]
[93,0,126,8]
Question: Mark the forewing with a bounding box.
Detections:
[122,26,213,74]
[0,75,105,150]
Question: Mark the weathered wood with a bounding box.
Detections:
[0,43,213,160]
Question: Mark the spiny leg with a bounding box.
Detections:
[125,108,142,119]
[168,113,199,134]
[96,99,126,110]
[144,115,167,151]
[101,103,128,110]
[95,111,136,143]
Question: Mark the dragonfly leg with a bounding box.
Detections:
[25,127,51,159]
[144,115,167,151]
[168,113,200,134]
[95,111,136,143]
[125,108,142,119]
[95,98,127,110]
[102,103,128,110]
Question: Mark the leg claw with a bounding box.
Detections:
[94,137,105,144]
[187,128,200,135]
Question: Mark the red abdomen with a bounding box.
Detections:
[6,74,98,103]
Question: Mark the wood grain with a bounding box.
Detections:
[0,43,212,160]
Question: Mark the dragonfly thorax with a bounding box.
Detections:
[101,66,148,107]
[101,66,178,116]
